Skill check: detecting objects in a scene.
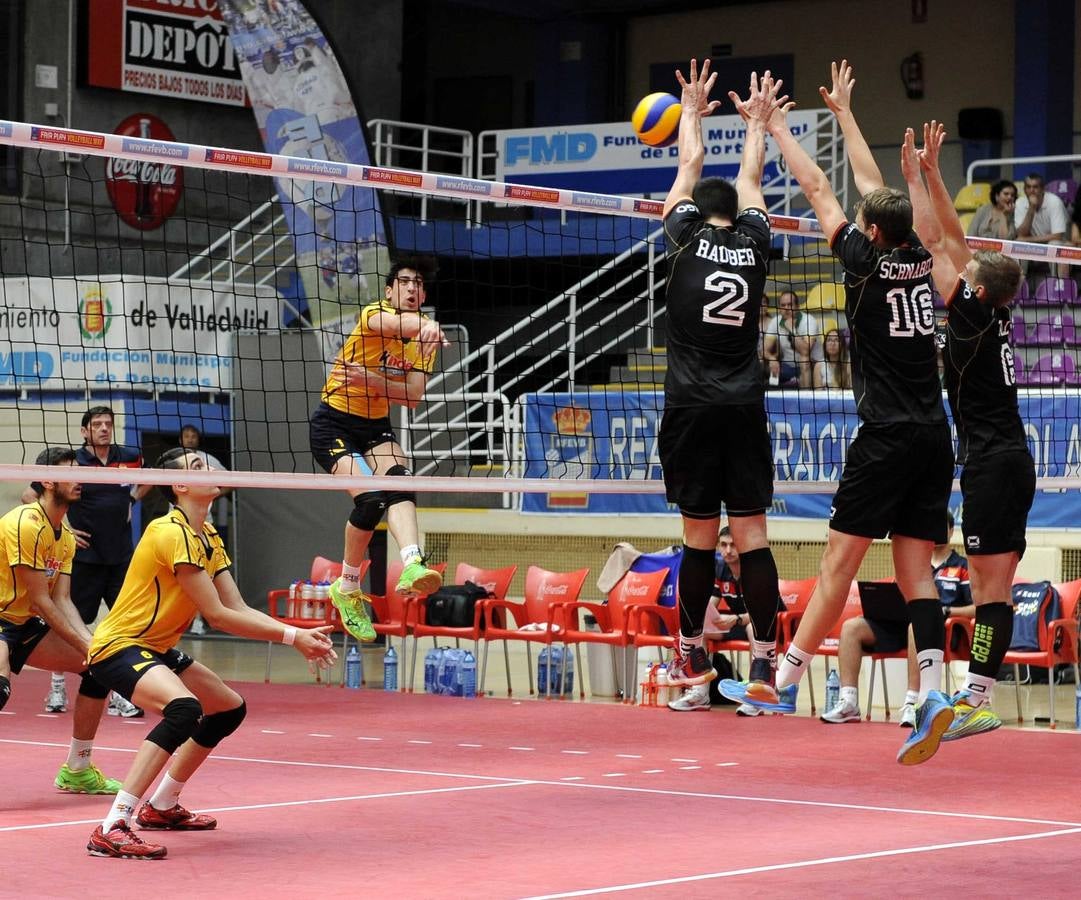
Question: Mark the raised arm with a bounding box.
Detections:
[663,58,722,218]
[918,120,973,278]
[767,102,847,240]
[729,70,786,212]
[819,59,884,196]
[900,127,954,295]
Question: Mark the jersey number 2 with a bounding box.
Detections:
[701,272,749,326]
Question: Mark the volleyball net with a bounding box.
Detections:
[1,118,1081,530]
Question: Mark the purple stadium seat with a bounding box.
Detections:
[1017,279,1031,302]
[1011,313,1027,345]
[1033,277,1079,306]
[1064,310,1081,346]
[1045,178,1078,210]
[1018,353,1071,386]
[1023,314,1072,346]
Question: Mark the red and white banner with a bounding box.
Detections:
[85,0,249,107]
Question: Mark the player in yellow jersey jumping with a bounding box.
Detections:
[309,259,448,642]
[85,448,336,860]
[0,447,121,795]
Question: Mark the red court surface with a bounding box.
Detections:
[3,669,1080,898]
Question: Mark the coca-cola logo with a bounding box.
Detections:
[105,113,184,231]
[542,584,569,595]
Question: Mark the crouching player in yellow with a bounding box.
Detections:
[85,448,337,859]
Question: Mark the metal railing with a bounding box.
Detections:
[967,153,1081,185]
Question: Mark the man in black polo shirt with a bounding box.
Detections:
[904,120,1033,743]
[66,406,150,718]
[657,60,788,704]
[721,62,956,767]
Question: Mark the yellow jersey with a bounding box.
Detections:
[0,502,75,625]
[321,300,438,419]
[88,507,230,662]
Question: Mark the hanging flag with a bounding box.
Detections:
[217,0,389,325]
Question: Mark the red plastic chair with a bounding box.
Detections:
[558,567,668,701]
[406,563,516,693]
[804,580,863,715]
[479,566,589,697]
[623,583,681,705]
[363,560,445,689]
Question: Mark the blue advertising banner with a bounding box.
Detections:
[217,0,388,324]
[521,390,1081,527]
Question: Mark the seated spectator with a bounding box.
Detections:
[1060,182,1081,281]
[966,179,1017,241]
[762,290,820,388]
[819,514,973,726]
[1015,173,1068,284]
[813,328,852,389]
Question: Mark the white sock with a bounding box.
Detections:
[341,563,361,585]
[751,639,776,664]
[149,773,185,811]
[399,544,421,565]
[102,790,140,831]
[66,738,93,772]
[840,685,859,707]
[776,645,814,689]
[904,690,919,707]
[962,672,997,706]
[51,672,66,686]
[916,649,944,704]
[678,632,704,655]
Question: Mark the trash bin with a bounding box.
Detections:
[583,613,619,697]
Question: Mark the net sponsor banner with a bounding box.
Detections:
[217,0,387,325]
[491,111,820,195]
[85,0,249,107]
[0,276,276,391]
[521,390,1081,526]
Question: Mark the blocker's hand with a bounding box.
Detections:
[296,625,338,670]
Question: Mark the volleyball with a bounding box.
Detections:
[631,92,681,147]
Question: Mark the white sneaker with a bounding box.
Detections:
[899,702,917,728]
[820,698,861,724]
[667,684,710,712]
[108,692,144,718]
[735,702,763,717]
[45,679,68,713]
[188,615,207,636]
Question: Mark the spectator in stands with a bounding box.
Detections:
[812,328,852,389]
[762,290,820,388]
[1061,182,1081,281]
[1015,173,1068,284]
[966,179,1017,241]
[819,513,972,726]
[758,296,773,383]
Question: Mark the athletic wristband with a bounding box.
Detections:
[281,626,297,646]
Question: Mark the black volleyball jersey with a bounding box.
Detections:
[663,202,771,407]
[943,279,1028,465]
[832,223,946,425]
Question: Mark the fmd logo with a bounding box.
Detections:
[505,132,597,167]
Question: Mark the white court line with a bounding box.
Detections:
[262,729,284,735]
[458,743,482,748]
[615,754,641,759]
[670,757,696,763]
[641,769,664,774]
[407,740,432,745]
[561,750,589,755]
[357,736,382,742]
[679,766,701,771]
[519,826,1081,899]
[715,762,738,767]
[308,733,332,738]
[601,773,625,778]
[4,737,1080,830]
[0,781,534,834]
[509,746,535,751]
[561,776,584,781]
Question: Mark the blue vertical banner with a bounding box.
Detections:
[217,0,389,325]
[521,390,1081,527]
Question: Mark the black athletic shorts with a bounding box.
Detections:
[659,404,773,518]
[960,449,1035,557]
[830,422,954,542]
[864,617,908,654]
[0,616,50,675]
[309,403,396,474]
[88,645,195,702]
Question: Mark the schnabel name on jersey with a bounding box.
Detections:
[695,240,756,267]
[877,258,933,280]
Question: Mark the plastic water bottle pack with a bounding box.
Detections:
[345,644,362,690]
[383,645,398,691]
[538,646,574,697]
[825,668,840,711]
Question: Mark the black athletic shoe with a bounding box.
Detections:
[667,647,716,687]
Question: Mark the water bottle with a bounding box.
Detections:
[826,668,840,711]
[300,580,316,618]
[537,647,550,696]
[383,645,398,691]
[345,644,362,690]
[289,579,301,603]
[316,580,330,612]
[424,647,441,694]
[461,651,477,698]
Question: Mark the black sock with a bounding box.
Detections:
[678,545,716,638]
[738,547,780,643]
[908,598,945,652]
[0,675,10,711]
[969,602,1014,679]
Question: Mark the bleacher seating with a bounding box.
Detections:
[1045,178,1078,211]
[805,282,844,312]
[953,182,990,213]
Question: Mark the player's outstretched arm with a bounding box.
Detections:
[902,127,955,298]
[663,57,721,218]
[729,70,786,212]
[919,120,973,275]
[819,59,884,196]
[767,102,847,240]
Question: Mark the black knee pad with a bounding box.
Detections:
[146,697,203,754]
[349,492,385,531]
[191,701,247,749]
[0,675,10,711]
[77,670,110,700]
[384,464,416,508]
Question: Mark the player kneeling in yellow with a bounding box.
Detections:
[85,448,336,860]
[0,448,121,795]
